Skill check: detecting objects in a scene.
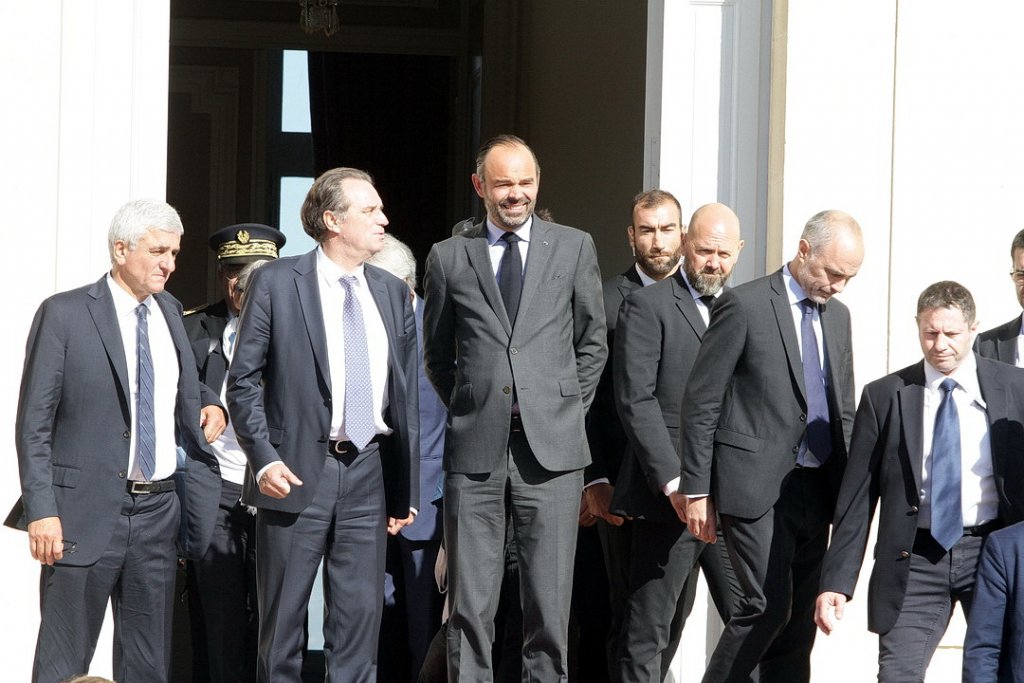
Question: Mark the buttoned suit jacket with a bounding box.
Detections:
[612,271,709,522]
[422,218,607,473]
[585,267,643,486]
[184,299,231,391]
[226,250,419,517]
[975,314,1022,365]
[680,269,856,518]
[963,520,1024,682]
[819,356,1024,634]
[7,276,223,565]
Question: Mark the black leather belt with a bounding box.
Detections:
[328,435,383,457]
[127,478,176,495]
[963,519,1003,537]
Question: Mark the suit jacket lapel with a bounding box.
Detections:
[768,271,806,400]
[671,272,707,339]
[156,293,188,377]
[364,265,400,371]
[293,251,333,392]
[996,316,1022,364]
[87,277,131,418]
[898,363,926,494]
[465,226,512,336]
[515,219,552,329]
[978,358,1009,483]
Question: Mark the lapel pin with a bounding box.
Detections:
[542,241,549,246]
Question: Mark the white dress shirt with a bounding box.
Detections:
[106,275,179,481]
[1015,318,1024,367]
[211,314,248,485]
[919,354,997,529]
[486,217,532,275]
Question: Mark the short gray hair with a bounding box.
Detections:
[107,199,184,264]
[367,234,417,290]
[234,259,269,303]
[801,210,861,253]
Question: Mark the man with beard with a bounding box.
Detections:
[422,134,607,681]
[681,210,863,682]
[610,202,745,681]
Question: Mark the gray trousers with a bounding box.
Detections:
[445,430,584,682]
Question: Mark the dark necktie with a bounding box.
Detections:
[340,275,376,449]
[698,294,716,312]
[800,299,832,464]
[497,232,523,325]
[135,304,156,480]
[930,378,963,550]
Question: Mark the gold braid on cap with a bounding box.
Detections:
[218,238,279,260]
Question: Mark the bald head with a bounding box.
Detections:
[682,203,744,296]
[790,209,865,304]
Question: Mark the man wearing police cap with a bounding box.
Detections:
[184,223,286,683]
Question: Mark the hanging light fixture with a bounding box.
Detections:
[300,0,340,37]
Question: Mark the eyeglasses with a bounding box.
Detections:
[1010,270,1024,283]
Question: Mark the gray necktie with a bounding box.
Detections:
[800,299,832,464]
[135,304,156,480]
[340,275,376,449]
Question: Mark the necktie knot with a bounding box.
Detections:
[940,378,958,395]
[501,231,521,246]
[136,303,148,320]
[801,298,816,317]
[340,274,358,290]
[699,294,716,310]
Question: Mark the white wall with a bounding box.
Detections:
[0,1,171,679]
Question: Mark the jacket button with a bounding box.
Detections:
[792,446,799,454]
[899,550,910,559]
[910,506,919,514]
[503,386,511,395]
[510,348,518,355]
[123,430,130,439]
[799,414,806,422]
[118,471,126,479]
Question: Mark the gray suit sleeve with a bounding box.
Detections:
[572,233,608,412]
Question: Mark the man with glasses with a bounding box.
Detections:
[975,228,1024,365]
[183,223,285,683]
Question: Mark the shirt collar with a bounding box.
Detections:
[106,273,154,316]
[782,263,809,307]
[923,352,986,409]
[316,245,365,287]
[634,263,658,287]
[486,216,533,247]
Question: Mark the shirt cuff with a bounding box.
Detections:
[255,460,284,482]
[661,476,681,497]
[585,477,610,489]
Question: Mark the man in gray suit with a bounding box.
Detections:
[9,199,225,683]
[422,134,607,681]
[612,202,744,682]
[681,210,864,682]
[975,227,1024,365]
[227,168,420,682]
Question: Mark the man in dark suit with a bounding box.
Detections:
[975,227,1024,365]
[816,281,1024,681]
[227,168,420,683]
[368,234,446,683]
[422,134,607,681]
[9,198,225,683]
[612,202,744,681]
[183,223,285,683]
[581,188,684,682]
[964,520,1024,682]
[681,210,864,682]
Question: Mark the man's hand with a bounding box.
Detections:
[578,492,597,527]
[28,516,64,565]
[584,482,625,526]
[258,463,302,499]
[200,405,227,444]
[682,495,718,543]
[387,513,415,536]
[814,591,847,635]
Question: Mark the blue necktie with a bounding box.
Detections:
[930,378,963,550]
[800,299,832,464]
[497,232,523,325]
[340,275,376,449]
[135,304,156,480]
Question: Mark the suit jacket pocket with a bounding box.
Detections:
[714,428,762,453]
[51,464,79,488]
[268,426,285,447]
[559,377,581,397]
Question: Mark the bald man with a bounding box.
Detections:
[610,203,745,681]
